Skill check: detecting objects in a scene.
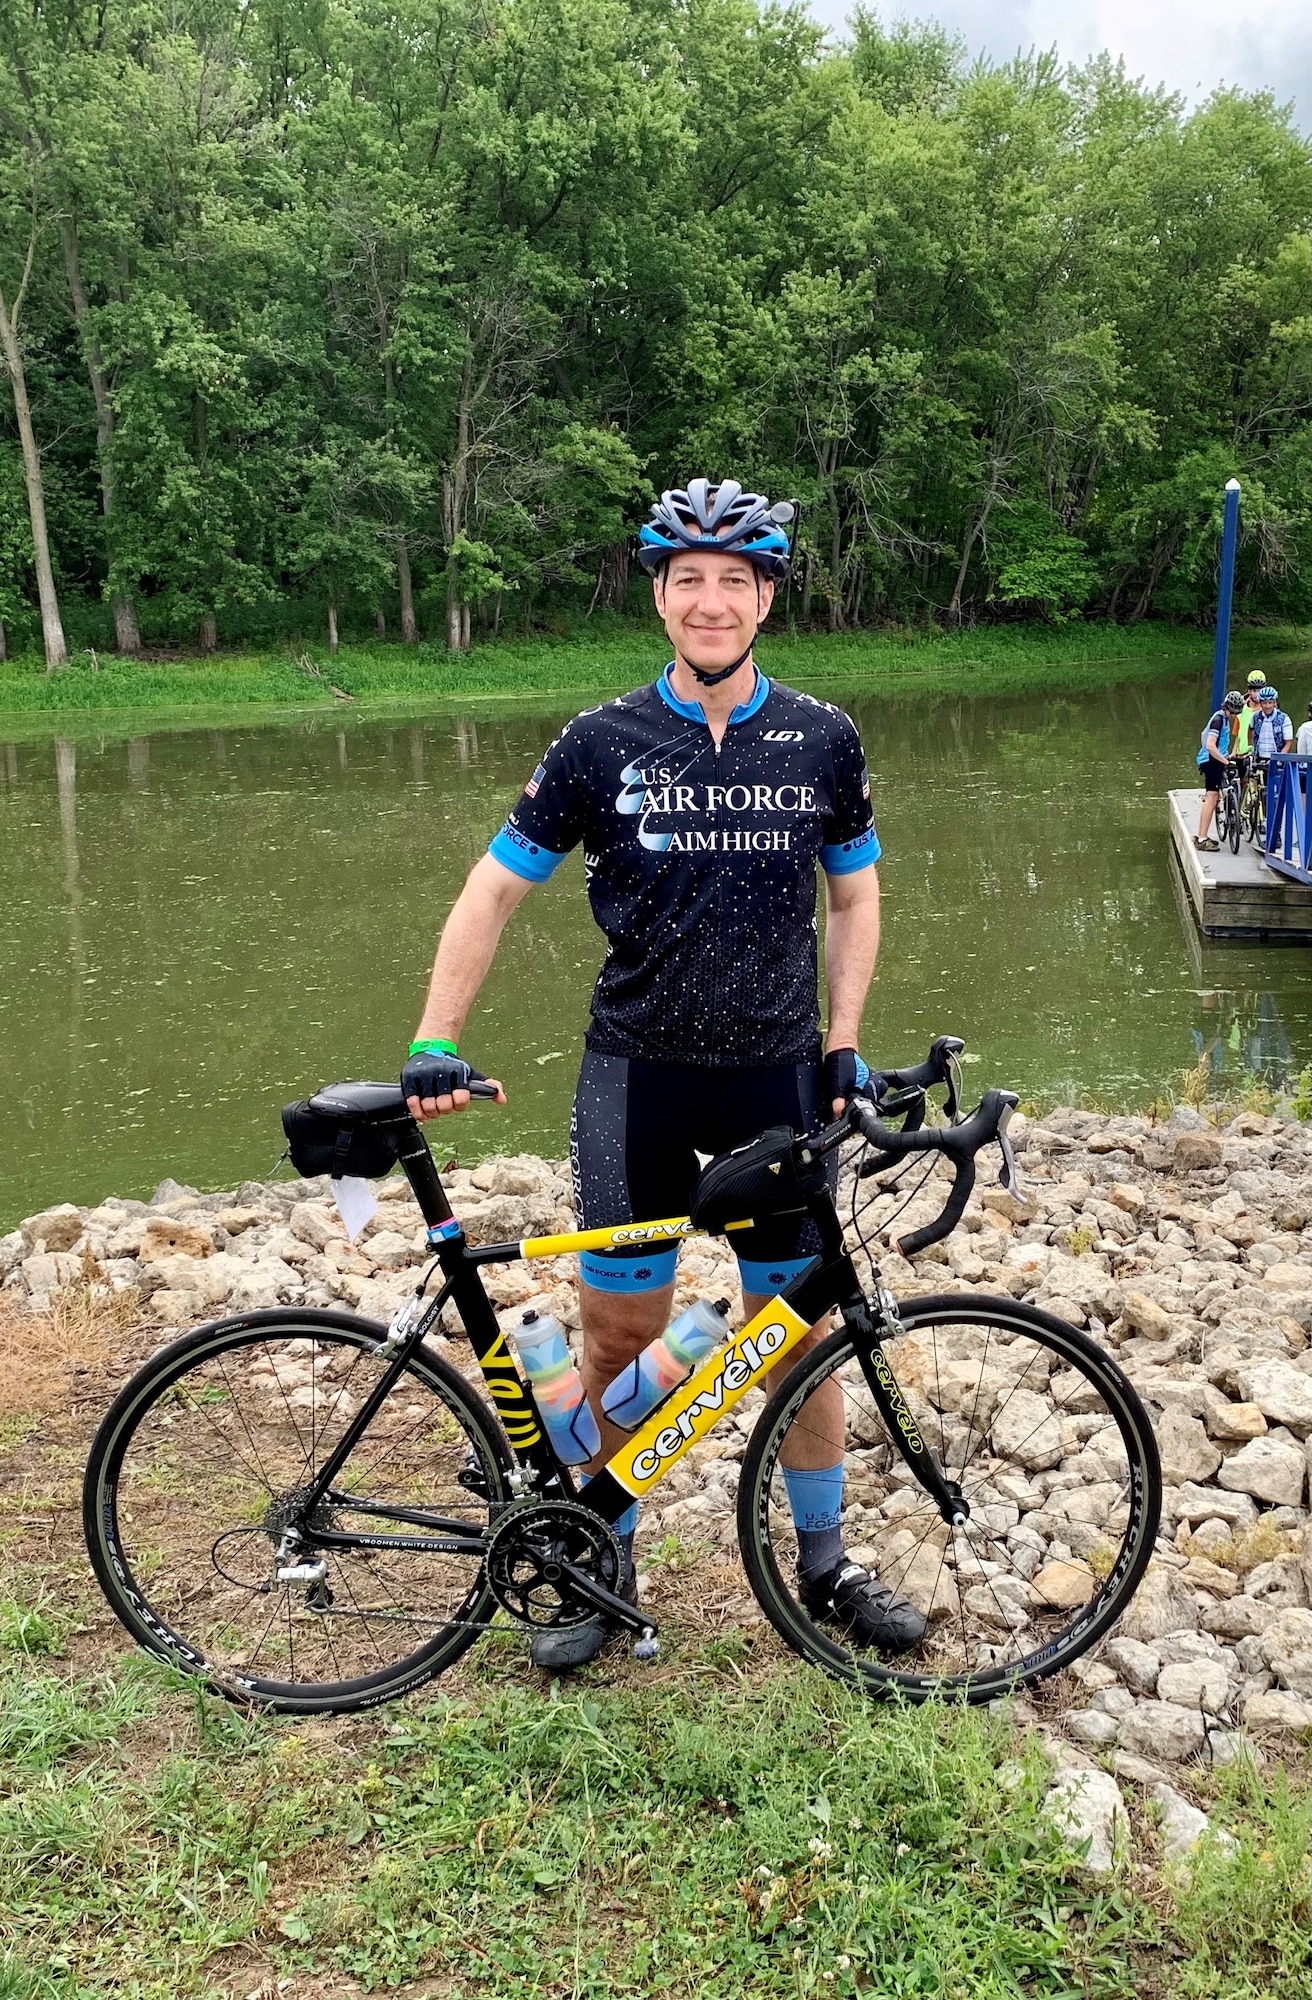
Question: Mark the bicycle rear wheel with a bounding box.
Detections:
[737,1295,1160,1702]
[83,1308,511,1713]
[1214,783,1232,848]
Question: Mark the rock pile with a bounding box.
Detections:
[4,1102,1309,1794]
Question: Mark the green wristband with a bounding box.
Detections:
[408,1037,459,1058]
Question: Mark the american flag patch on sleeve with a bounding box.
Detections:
[524,763,546,799]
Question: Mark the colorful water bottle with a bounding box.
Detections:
[601,1298,732,1431]
[506,1310,600,1465]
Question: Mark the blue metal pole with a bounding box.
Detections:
[1210,478,1241,713]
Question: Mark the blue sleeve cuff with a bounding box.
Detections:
[821,825,881,874]
[488,824,568,883]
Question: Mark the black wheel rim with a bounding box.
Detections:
[86,1315,506,1705]
[740,1299,1160,1700]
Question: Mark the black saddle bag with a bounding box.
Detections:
[689,1126,826,1233]
[280,1099,402,1182]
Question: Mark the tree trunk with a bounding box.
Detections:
[198,612,217,653]
[0,276,68,668]
[375,605,386,639]
[0,618,6,662]
[327,603,339,653]
[396,540,417,642]
[800,554,813,629]
[59,218,140,656]
[442,349,476,652]
[445,558,464,651]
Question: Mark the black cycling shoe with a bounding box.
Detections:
[799,1559,928,1654]
[529,1571,638,1673]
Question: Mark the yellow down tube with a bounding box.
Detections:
[605,1294,812,1498]
[520,1215,751,1259]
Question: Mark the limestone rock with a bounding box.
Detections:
[1156,1659,1229,1714]
[1117,1701,1206,1762]
[290,1202,342,1251]
[1102,1637,1161,1694]
[1045,1768,1128,1876]
[139,1215,215,1262]
[1201,1384,1267,1441]
[22,1250,80,1296]
[1240,1688,1312,1734]
[1122,1292,1173,1341]
[1217,1436,1306,1507]
[1165,1483,1258,1532]
[1235,1360,1312,1437]
[1156,1409,1222,1485]
[1179,1558,1236,1598]
[1031,1560,1095,1610]
[1115,1563,1199,1643]
[1174,1130,1223,1173]
[1151,1782,1234,1864]
[990,1387,1064,1471]
[1200,1597,1279,1640]
[1258,1607,1312,1695]
[19,1203,84,1253]
[1066,1710,1119,1747]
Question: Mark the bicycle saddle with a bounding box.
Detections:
[308,1081,410,1123]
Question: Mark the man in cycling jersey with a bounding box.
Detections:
[401,477,926,1669]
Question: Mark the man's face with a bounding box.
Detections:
[1261,697,1276,715]
[653,550,774,670]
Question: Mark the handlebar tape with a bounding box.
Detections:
[851,1087,1016,1259]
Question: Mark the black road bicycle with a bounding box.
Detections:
[84,1039,1162,1715]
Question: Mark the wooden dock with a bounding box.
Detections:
[1168,790,1312,941]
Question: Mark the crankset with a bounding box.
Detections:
[485,1499,659,1654]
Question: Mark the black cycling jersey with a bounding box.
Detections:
[488,667,878,1065]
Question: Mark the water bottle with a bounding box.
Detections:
[601,1299,732,1431]
[506,1310,600,1465]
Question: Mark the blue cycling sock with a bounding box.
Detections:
[781,1463,845,1580]
[581,1475,637,1576]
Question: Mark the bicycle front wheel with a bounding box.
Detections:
[737,1295,1161,1702]
[1214,784,1232,847]
[1225,784,1242,852]
[83,1308,511,1713]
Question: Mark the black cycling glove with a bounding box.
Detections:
[401,1048,488,1104]
[822,1048,875,1107]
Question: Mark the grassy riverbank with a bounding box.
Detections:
[2,620,1306,729]
[0,1636,1305,1999]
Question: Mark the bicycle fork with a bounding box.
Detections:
[843,1286,970,1528]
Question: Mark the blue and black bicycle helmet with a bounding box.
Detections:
[637,478,794,582]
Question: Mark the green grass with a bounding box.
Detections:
[0,1645,1306,1999]
[1,619,1305,734]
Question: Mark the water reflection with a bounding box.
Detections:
[1,666,1309,1223]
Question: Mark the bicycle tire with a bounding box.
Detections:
[1224,781,1241,853]
[83,1307,512,1714]
[1214,783,1232,849]
[736,1294,1161,1703]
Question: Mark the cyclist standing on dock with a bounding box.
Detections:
[400,477,926,1670]
[1194,691,1244,850]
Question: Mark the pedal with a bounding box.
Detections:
[633,1627,660,1663]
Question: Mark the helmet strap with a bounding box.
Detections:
[685,640,755,687]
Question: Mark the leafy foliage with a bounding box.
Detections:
[0,3,1307,655]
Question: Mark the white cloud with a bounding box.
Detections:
[806,0,1312,131]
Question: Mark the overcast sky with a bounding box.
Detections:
[806,0,1311,132]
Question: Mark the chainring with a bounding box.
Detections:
[485,1499,623,1629]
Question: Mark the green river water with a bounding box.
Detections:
[3,667,1309,1227]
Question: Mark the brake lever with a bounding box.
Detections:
[996,1101,1022,1196]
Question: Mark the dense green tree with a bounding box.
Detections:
[0,0,1305,653]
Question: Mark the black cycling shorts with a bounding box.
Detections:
[569,1051,833,1296]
